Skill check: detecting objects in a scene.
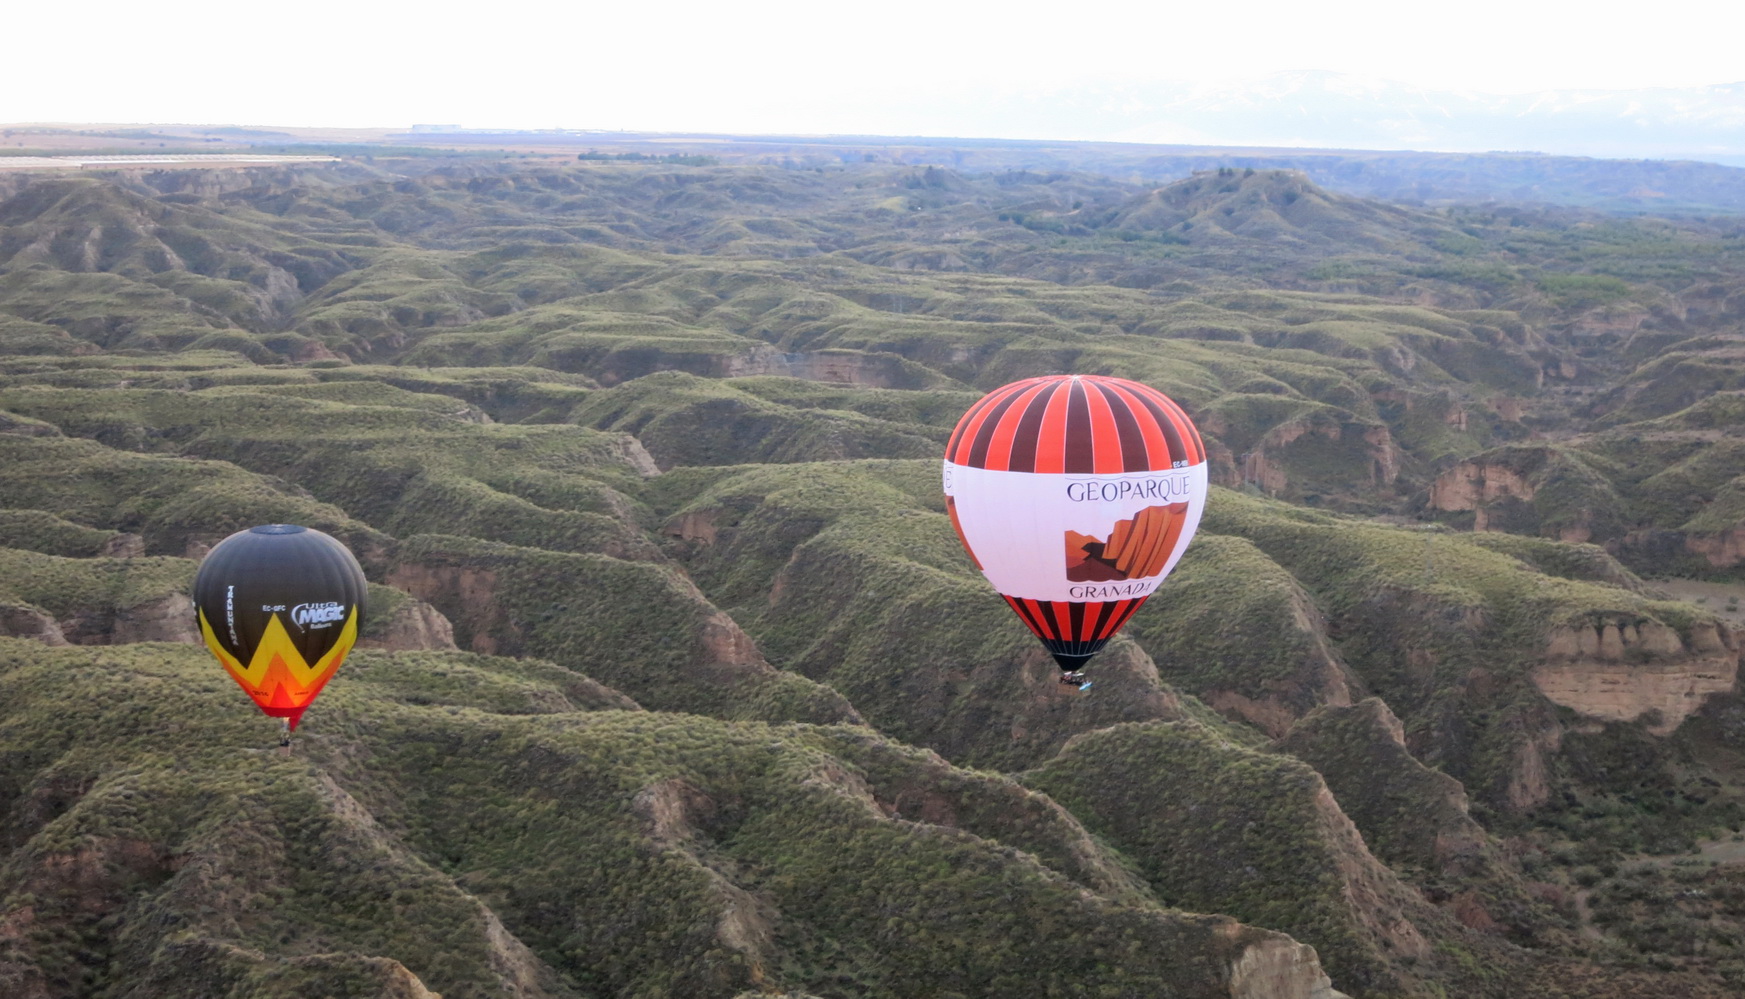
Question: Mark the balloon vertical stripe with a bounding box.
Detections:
[1003,388,1051,473]
[964,388,1025,468]
[1087,599,1121,641]
[1063,380,1095,474]
[1031,384,1073,474]
[946,382,1019,461]
[1081,381,1126,474]
[1092,381,1152,472]
[986,381,1053,471]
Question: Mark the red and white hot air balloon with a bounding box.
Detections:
[943,374,1208,684]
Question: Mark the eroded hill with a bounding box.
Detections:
[3,158,1745,998]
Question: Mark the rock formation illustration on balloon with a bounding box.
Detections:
[1064,503,1191,582]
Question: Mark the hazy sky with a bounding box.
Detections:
[10,0,1744,135]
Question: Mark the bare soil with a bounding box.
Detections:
[1654,578,1745,629]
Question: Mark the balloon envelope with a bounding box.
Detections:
[943,374,1207,672]
[193,524,368,730]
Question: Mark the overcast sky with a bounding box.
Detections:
[9,0,1744,136]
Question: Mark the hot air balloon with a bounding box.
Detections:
[943,375,1207,688]
[193,525,367,745]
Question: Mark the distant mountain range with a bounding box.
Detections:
[400,70,1745,173]
[993,72,1745,164]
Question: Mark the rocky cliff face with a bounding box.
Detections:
[1203,412,1401,501]
[742,348,952,390]
[386,562,513,655]
[1227,934,1350,999]
[0,604,68,646]
[60,592,200,646]
[1532,619,1739,734]
[583,342,953,391]
[1429,461,1536,512]
[1425,450,1617,542]
[356,595,458,653]
[0,594,198,648]
[1677,525,1745,569]
[1610,525,1745,572]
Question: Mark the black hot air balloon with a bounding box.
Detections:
[193,524,368,734]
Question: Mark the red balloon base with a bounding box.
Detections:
[260,705,309,731]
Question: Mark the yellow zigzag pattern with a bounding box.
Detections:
[198,607,357,715]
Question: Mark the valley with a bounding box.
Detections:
[0,147,1743,998]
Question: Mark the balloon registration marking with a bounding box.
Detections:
[198,606,358,729]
